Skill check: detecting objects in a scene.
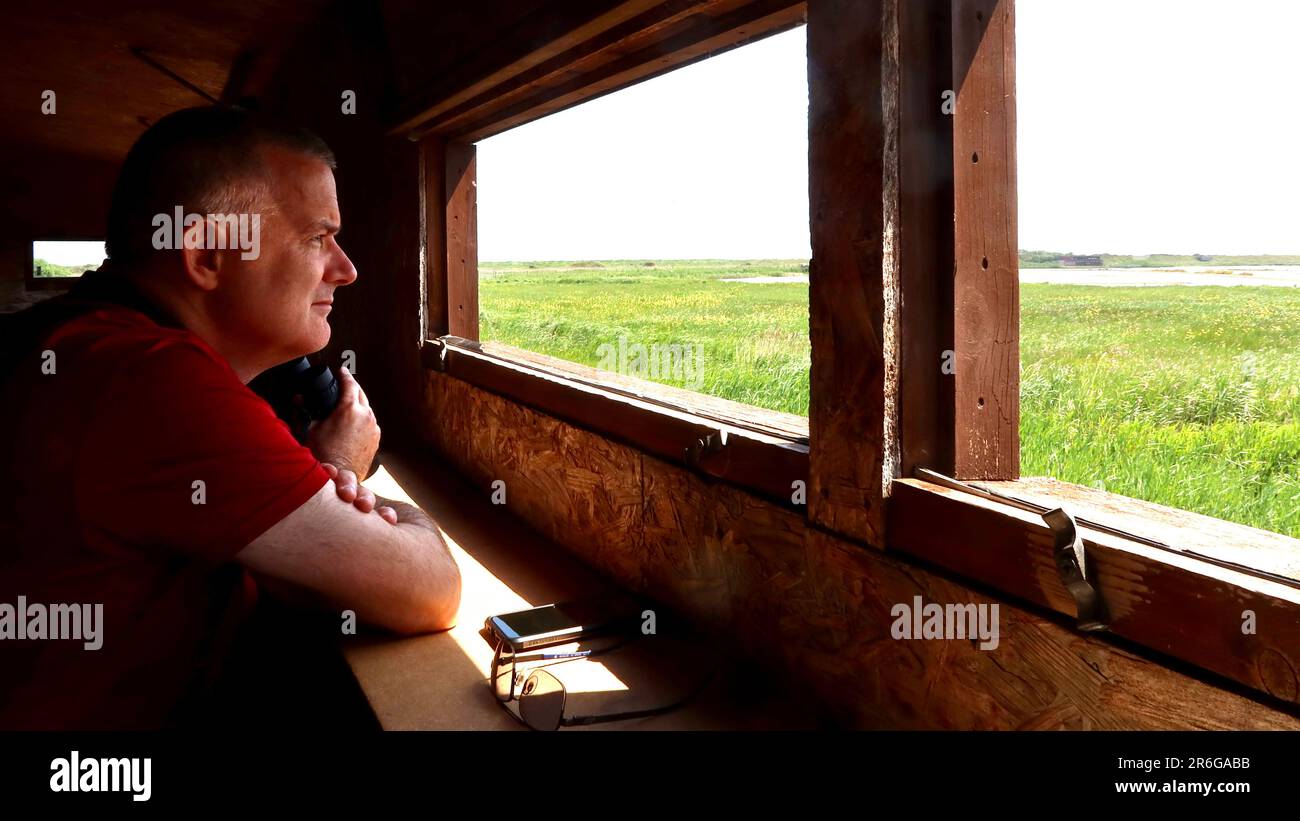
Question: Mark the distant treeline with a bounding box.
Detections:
[1020,250,1300,268]
[33,258,97,278]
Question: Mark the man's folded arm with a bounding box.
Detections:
[235,480,461,635]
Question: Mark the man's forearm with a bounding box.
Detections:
[375,496,461,631]
[251,498,438,616]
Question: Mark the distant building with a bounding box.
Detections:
[1194,254,1213,262]
[1059,254,1103,267]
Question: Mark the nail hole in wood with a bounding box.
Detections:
[972,151,979,164]
[981,257,989,270]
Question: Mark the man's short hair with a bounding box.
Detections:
[105,105,336,264]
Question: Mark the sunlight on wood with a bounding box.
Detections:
[364,464,628,691]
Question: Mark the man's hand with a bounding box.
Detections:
[321,462,398,525]
[307,367,380,480]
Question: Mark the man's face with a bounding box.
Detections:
[211,146,357,365]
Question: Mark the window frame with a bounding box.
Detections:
[423,335,809,505]
[414,0,812,504]
[25,237,99,291]
[888,0,1300,710]
[399,0,1300,710]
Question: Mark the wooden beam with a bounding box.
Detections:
[897,1,955,477]
[421,138,449,337]
[473,339,808,441]
[444,142,479,340]
[889,477,1300,709]
[983,477,1300,582]
[951,0,1018,479]
[412,0,803,141]
[388,0,668,136]
[424,337,809,505]
[807,0,893,546]
[407,0,729,139]
[438,0,807,143]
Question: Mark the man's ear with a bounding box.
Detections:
[179,215,226,291]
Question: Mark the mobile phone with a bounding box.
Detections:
[486,595,641,652]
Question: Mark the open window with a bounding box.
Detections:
[473,26,810,418]
[886,0,1300,711]
[1015,1,1300,541]
[401,0,1300,710]
[27,240,102,290]
[412,2,811,505]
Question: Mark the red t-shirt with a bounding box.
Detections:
[0,304,329,729]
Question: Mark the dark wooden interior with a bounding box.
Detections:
[5,0,1299,729]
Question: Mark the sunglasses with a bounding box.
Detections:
[490,638,713,731]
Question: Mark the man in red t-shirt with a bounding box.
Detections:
[0,106,461,729]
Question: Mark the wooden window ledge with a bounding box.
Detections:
[422,336,808,506]
[888,475,1300,710]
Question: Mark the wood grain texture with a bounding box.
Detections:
[897,0,955,477]
[419,369,1300,728]
[422,138,448,338]
[385,0,656,133]
[642,452,808,654]
[796,528,1297,729]
[401,0,742,138]
[426,338,808,504]
[807,0,891,546]
[984,476,1300,584]
[422,370,645,590]
[951,0,1018,478]
[476,339,808,440]
[889,478,1300,708]
[437,0,808,143]
[0,0,327,163]
[444,142,479,340]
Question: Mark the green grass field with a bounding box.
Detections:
[33,258,96,278]
[481,259,1300,538]
[481,260,811,415]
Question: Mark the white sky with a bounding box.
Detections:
[480,2,1300,261]
[477,26,810,261]
[34,240,105,266]
[1017,0,1300,255]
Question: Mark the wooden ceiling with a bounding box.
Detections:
[0,0,801,236]
[1,0,327,165]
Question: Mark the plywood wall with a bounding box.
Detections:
[419,368,1299,729]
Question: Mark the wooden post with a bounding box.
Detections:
[952,0,1018,479]
[424,137,479,342]
[807,0,893,546]
[422,137,449,338]
[897,0,956,479]
[444,141,479,340]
